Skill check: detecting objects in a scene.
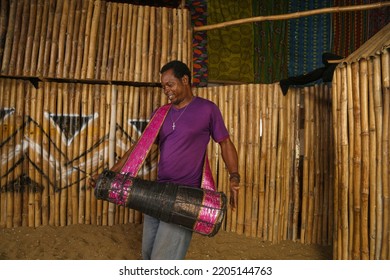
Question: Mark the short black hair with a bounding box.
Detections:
[160,60,192,85]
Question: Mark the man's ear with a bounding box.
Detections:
[182,75,189,85]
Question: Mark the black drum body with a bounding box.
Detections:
[94,170,226,237]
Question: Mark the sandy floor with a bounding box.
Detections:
[0,223,332,260]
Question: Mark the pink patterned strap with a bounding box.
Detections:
[120,104,171,176]
[201,154,216,191]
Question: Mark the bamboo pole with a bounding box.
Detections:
[15,0,29,76]
[147,6,155,82]
[30,0,44,76]
[117,3,128,81]
[141,6,150,82]
[7,80,17,228]
[244,84,254,237]
[194,2,390,32]
[128,5,138,81]
[257,84,267,239]
[32,85,43,228]
[123,4,133,80]
[160,7,168,68]
[48,0,63,77]
[1,0,17,74]
[358,59,370,259]
[251,84,261,237]
[134,5,144,82]
[99,2,111,80]
[94,0,107,79]
[62,0,76,78]
[292,88,301,241]
[8,0,24,75]
[22,0,37,76]
[380,49,389,260]
[153,7,162,82]
[41,82,50,226]
[80,0,94,79]
[367,57,377,259]
[36,0,51,76]
[273,84,284,243]
[13,81,24,227]
[55,0,69,77]
[332,68,341,259]
[71,84,81,224]
[111,3,122,81]
[47,83,56,225]
[85,85,94,224]
[108,85,117,225]
[105,2,117,80]
[90,85,101,224]
[351,62,362,259]
[86,0,102,79]
[372,55,384,260]
[67,1,81,78]
[236,84,246,235]
[74,0,88,79]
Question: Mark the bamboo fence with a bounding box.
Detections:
[332,48,389,260]
[0,77,335,246]
[0,0,192,82]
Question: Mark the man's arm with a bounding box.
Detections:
[219,137,240,210]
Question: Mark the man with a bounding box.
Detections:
[93,60,240,259]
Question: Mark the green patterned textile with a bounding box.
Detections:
[253,1,289,83]
[208,1,254,83]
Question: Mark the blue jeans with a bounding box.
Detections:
[142,215,193,260]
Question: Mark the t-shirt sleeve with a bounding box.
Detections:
[210,103,229,143]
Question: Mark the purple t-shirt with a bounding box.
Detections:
[156,97,229,187]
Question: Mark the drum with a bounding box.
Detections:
[94,170,227,237]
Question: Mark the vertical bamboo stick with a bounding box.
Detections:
[160,7,168,68]
[301,87,310,243]
[22,0,37,76]
[36,0,51,76]
[0,79,9,227]
[90,85,101,224]
[128,5,138,81]
[123,4,133,80]
[105,2,117,80]
[244,84,254,237]
[133,5,144,82]
[13,81,24,227]
[108,85,117,225]
[111,3,122,81]
[47,83,56,225]
[61,0,76,78]
[367,57,377,259]
[153,7,162,82]
[1,0,17,74]
[94,1,107,79]
[372,55,383,260]
[74,0,88,79]
[86,0,102,79]
[15,0,30,76]
[140,6,150,82]
[3,80,16,228]
[80,0,94,79]
[41,82,50,226]
[57,83,67,227]
[257,84,267,239]
[85,85,95,224]
[235,85,246,235]
[48,0,63,77]
[292,88,301,241]
[30,0,44,76]
[380,49,389,260]
[147,6,156,82]
[8,0,24,75]
[71,84,81,224]
[54,0,68,77]
[99,2,111,80]
[117,3,128,81]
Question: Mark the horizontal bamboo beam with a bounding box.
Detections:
[194,2,390,32]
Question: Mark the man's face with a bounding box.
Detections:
[161,69,187,106]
